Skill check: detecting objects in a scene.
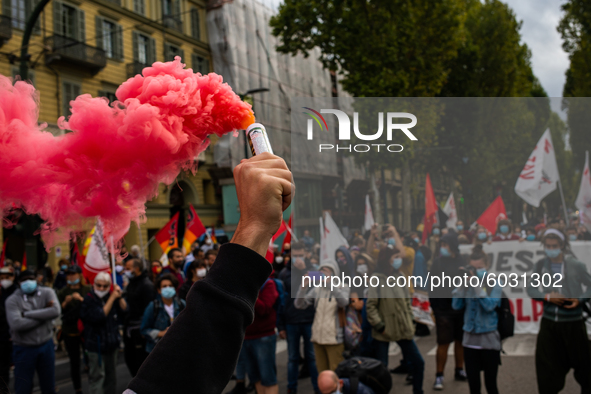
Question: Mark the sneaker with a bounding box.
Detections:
[455,369,467,381]
[433,376,444,390]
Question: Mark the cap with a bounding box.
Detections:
[66,265,83,274]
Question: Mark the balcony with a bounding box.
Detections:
[162,15,183,32]
[44,35,106,74]
[126,62,149,78]
[0,15,12,47]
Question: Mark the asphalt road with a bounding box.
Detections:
[26,334,581,393]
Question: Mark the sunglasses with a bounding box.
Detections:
[95,283,110,290]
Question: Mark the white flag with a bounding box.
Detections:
[443,193,457,228]
[515,129,560,207]
[84,219,110,273]
[364,195,375,231]
[576,151,591,232]
[320,216,327,261]
[323,211,349,262]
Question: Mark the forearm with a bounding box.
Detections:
[127,243,272,394]
[103,299,115,316]
[24,306,60,321]
[8,314,43,331]
[230,222,271,258]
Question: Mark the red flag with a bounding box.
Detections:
[282,213,294,253]
[421,174,439,243]
[266,221,287,263]
[476,196,508,234]
[21,251,27,271]
[210,226,218,244]
[0,238,6,267]
[71,242,81,267]
[183,205,206,254]
[155,212,180,254]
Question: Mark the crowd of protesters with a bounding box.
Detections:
[0,213,590,394]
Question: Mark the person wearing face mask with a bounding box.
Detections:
[317,370,375,394]
[366,247,424,394]
[140,274,185,353]
[353,253,375,298]
[492,219,520,242]
[80,272,127,394]
[200,236,215,253]
[453,246,502,394]
[148,261,163,283]
[277,241,319,394]
[296,260,350,373]
[123,258,156,377]
[5,270,61,394]
[272,252,285,273]
[178,259,207,301]
[565,226,579,242]
[0,267,17,394]
[114,261,125,289]
[335,246,355,278]
[53,258,69,290]
[429,231,467,390]
[527,229,591,394]
[455,221,473,244]
[524,228,537,242]
[57,265,91,394]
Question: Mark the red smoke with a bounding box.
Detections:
[0,57,254,248]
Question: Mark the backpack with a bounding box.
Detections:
[335,357,392,394]
[496,292,514,341]
[263,278,285,312]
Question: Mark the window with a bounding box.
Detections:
[190,8,200,40]
[133,0,145,15]
[53,1,85,42]
[132,31,156,65]
[9,0,40,32]
[98,90,117,103]
[162,0,181,31]
[62,81,81,117]
[95,16,123,60]
[11,67,35,86]
[192,53,209,75]
[164,43,183,62]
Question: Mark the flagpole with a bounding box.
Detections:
[137,222,145,260]
[557,179,569,226]
[109,236,116,285]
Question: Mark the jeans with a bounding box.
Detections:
[371,339,424,394]
[64,335,83,391]
[242,334,278,386]
[13,340,55,394]
[286,323,319,391]
[0,341,12,394]
[88,350,118,394]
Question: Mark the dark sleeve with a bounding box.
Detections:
[79,295,106,324]
[127,243,272,394]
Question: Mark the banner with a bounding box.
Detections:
[576,151,591,232]
[364,194,375,231]
[459,240,591,334]
[515,128,560,207]
[443,193,457,229]
[155,212,180,254]
[182,204,206,254]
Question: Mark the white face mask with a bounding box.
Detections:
[275,256,284,263]
[205,239,212,245]
[1,279,13,289]
[94,288,109,298]
[196,268,207,278]
[115,265,124,273]
[356,264,368,274]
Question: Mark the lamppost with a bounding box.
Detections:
[239,88,269,159]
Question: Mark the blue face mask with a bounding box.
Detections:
[413,238,420,244]
[526,234,536,241]
[387,238,396,246]
[161,287,176,299]
[569,234,577,241]
[477,232,487,241]
[312,264,320,271]
[440,247,451,257]
[67,278,80,285]
[61,265,68,271]
[457,225,464,231]
[391,258,403,270]
[476,268,487,279]
[500,225,509,234]
[20,279,37,294]
[433,228,440,235]
[545,248,561,259]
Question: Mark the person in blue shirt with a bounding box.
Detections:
[53,259,69,290]
[140,273,185,353]
[452,245,502,394]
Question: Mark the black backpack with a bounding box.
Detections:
[496,292,514,341]
[335,357,392,394]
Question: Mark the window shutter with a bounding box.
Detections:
[148,36,156,64]
[191,8,199,39]
[2,0,10,17]
[115,24,123,60]
[77,8,85,42]
[95,16,103,49]
[173,0,180,18]
[53,1,63,36]
[132,31,139,62]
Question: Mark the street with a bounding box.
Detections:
[29,334,581,393]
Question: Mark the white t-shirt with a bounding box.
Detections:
[164,303,174,320]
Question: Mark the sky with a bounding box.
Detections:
[262,0,570,98]
[503,0,570,98]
